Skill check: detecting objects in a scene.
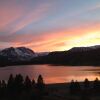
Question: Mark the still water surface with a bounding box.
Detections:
[0,65,100,84]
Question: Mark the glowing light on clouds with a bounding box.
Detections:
[0,0,100,51]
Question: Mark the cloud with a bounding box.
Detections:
[0,0,52,35]
[0,0,100,51]
[9,3,51,34]
[0,0,25,30]
[0,21,100,51]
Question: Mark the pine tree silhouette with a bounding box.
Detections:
[24,75,32,92]
[37,75,45,99]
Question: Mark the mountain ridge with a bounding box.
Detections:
[31,45,100,66]
[0,45,100,66]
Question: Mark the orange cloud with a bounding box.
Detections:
[0,20,100,52]
[30,22,100,52]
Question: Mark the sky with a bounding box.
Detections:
[0,0,100,52]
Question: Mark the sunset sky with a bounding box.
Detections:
[0,0,100,52]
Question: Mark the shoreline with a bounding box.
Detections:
[44,81,100,100]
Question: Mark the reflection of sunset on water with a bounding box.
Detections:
[0,65,100,84]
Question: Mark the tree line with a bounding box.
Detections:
[0,73,100,100]
[69,78,100,99]
[0,74,45,100]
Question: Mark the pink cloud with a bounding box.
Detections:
[0,1,52,36]
[10,3,51,34]
[10,22,100,51]
[0,1,24,30]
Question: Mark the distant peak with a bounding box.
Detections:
[69,45,100,52]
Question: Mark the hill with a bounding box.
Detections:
[1,45,100,66]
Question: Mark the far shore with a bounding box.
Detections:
[44,81,100,100]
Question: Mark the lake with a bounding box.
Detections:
[0,65,100,84]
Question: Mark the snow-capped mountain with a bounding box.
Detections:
[0,47,49,62]
[0,45,100,66]
[0,47,37,61]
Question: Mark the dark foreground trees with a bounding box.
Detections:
[0,74,100,100]
[0,74,45,100]
[69,78,100,98]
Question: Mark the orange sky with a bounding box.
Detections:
[0,0,100,52]
[25,22,100,50]
[8,22,100,52]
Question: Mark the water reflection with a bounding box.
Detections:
[0,65,100,84]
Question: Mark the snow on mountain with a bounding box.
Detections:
[0,47,37,61]
[0,47,49,62]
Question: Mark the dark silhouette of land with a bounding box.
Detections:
[0,74,100,100]
[1,45,100,66]
[31,45,100,66]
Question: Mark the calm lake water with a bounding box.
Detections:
[0,65,100,84]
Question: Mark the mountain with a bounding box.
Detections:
[0,47,36,61]
[68,45,100,52]
[1,45,100,66]
[36,52,49,57]
[31,45,100,66]
[0,47,50,66]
